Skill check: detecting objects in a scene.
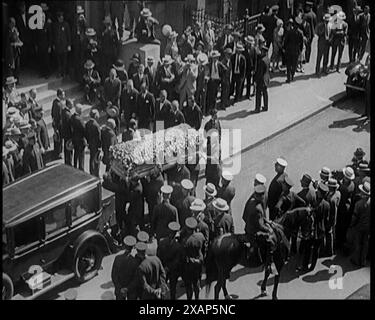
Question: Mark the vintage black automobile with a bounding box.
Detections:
[2,163,116,300]
[344,58,370,97]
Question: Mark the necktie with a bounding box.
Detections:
[214,61,218,74]
[224,35,227,47]
[235,54,240,73]
[325,24,329,40]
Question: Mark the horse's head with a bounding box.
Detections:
[281,206,314,238]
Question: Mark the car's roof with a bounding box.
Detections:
[3,163,99,227]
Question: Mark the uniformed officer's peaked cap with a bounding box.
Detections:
[123,235,137,247]
[185,217,198,229]
[254,184,266,194]
[255,173,266,184]
[137,231,149,242]
[135,242,147,252]
[276,158,288,167]
[181,179,194,190]
[168,222,181,232]
[161,185,173,194]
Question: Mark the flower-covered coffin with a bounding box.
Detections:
[110,124,202,179]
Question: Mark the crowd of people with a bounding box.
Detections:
[108,147,370,300]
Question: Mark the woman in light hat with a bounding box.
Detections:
[271,19,284,72]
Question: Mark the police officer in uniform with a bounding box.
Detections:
[181,217,205,300]
[156,222,184,300]
[111,235,138,300]
[151,185,178,242]
[268,158,288,220]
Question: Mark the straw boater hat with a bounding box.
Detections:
[212,198,229,212]
[5,76,17,86]
[140,8,152,18]
[244,35,255,44]
[358,163,370,173]
[276,157,288,167]
[295,16,303,25]
[197,53,209,65]
[4,140,17,153]
[106,105,119,118]
[135,242,147,252]
[181,179,194,190]
[185,54,195,63]
[204,183,217,197]
[168,221,181,232]
[255,173,267,185]
[132,53,141,63]
[7,107,19,116]
[359,181,370,196]
[113,59,125,71]
[84,60,95,69]
[137,231,149,243]
[185,217,198,229]
[236,43,245,52]
[328,178,339,189]
[210,50,221,58]
[85,28,96,37]
[190,198,206,212]
[343,167,355,180]
[318,182,329,194]
[123,235,137,248]
[161,184,173,194]
[319,167,331,179]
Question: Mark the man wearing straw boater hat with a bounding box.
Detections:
[158,55,175,98]
[230,42,246,103]
[156,221,183,300]
[348,181,370,267]
[85,109,102,177]
[83,59,101,104]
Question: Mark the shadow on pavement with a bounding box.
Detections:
[301,269,331,283]
[219,109,259,121]
[228,265,263,282]
[328,116,370,133]
[320,255,363,276]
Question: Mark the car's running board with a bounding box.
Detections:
[12,270,75,300]
[344,83,366,92]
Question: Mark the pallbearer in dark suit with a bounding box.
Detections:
[206,50,222,114]
[195,53,209,114]
[230,43,246,103]
[254,44,270,112]
[171,100,186,126]
[61,99,74,166]
[103,68,122,109]
[132,64,149,92]
[120,79,139,126]
[113,59,128,89]
[220,48,232,110]
[268,158,288,221]
[183,95,202,131]
[23,132,44,174]
[244,36,257,99]
[101,119,118,172]
[137,82,156,131]
[53,12,71,78]
[70,104,87,171]
[155,90,174,130]
[51,89,65,158]
[33,105,50,154]
[100,16,119,78]
[85,109,102,177]
[284,19,303,82]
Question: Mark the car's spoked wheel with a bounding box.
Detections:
[2,273,14,300]
[74,242,103,283]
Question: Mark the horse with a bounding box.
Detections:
[205,207,314,300]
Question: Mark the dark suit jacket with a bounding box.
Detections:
[216,34,234,52]
[132,73,149,92]
[85,119,101,151]
[120,87,139,119]
[101,126,118,165]
[83,69,101,86]
[145,65,158,94]
[244,47,257,74]
[23,144,44,174]
[70,114,87,148]
[155,99,174,128]
[254,53,270,87]
[268,172,288,210]
[15,12,31,44]
[104,78,121,106]
[183,104,202,130]
[214,212,234,236]
[61,107,73,140]
[174,110,185,126]
[231,53,246,78]
[284,28,304,56]
[53,21,71,54]
[217,183,236,206]
[36,118,50,150]
[51,98,63,130]
[37,20,53,52]
[137,91,156,124]
[152,201,178,240]
[297,187,317,207]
